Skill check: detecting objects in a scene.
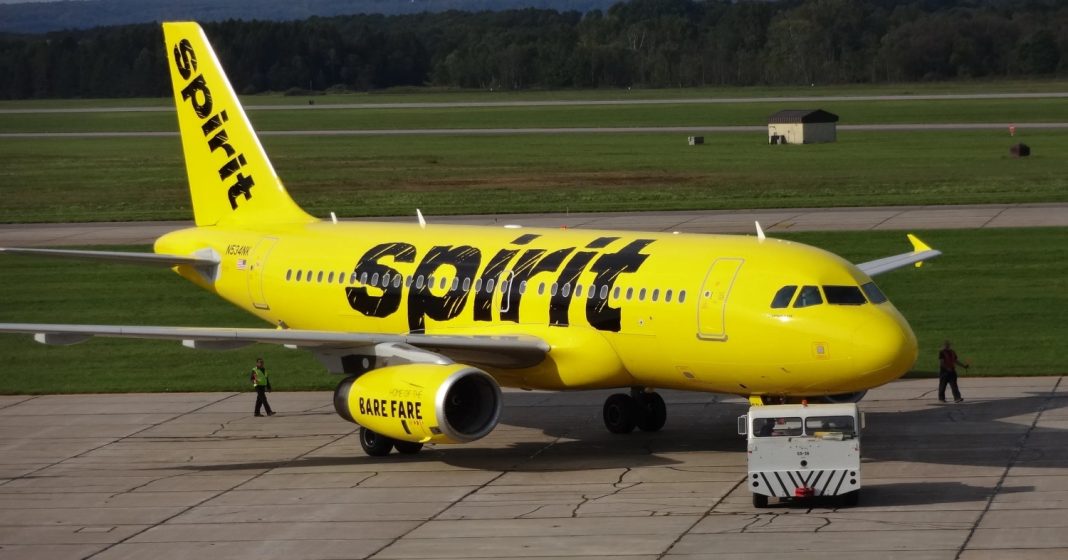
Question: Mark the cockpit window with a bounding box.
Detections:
[793,285,823,308]
[824,285,867,305]
[862,282,888,304]
[770,285,797,309]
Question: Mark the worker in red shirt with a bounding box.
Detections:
[938,340,969,403]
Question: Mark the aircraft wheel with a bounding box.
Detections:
[393,440,424,455]
[635,392,667,432]
[752,493,769,508]
[603,393,637,434]
[359,427,394,457]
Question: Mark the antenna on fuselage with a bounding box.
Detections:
[330,212,338,225]
[755,221,766,241]
[416,209,426,229]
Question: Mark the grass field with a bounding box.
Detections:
[0,228,1063,394]
[1,129,1064,223]
[4,97,1068,134]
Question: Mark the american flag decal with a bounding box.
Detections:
[236,258,247,270]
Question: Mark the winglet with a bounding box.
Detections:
[907,234,932,268]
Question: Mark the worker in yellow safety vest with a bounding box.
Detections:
[250,357,275,417]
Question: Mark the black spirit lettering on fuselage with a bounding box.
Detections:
[345,235,654,332]
[171,38,254,210]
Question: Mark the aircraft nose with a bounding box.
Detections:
[851,310,918,387]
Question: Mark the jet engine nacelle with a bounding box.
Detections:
[333,363,501,445]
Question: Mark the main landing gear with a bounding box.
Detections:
[602,388,667,434]
[359,427,424,456]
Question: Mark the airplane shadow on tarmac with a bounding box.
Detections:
[170,388,1066,484]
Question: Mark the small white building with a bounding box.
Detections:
[768,109,839,145]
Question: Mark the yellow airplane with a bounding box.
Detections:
[0,22,940,457]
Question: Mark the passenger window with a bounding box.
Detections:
[613,287,621,300]
[370,273,379,287]
[599,285,609,300]
[638,288,647,301]
[463,278,471,292]
[519,280,527,294]
[393,275,402,288]
[359,272,368,285]
[575,285,583,297]
[405,275,413,287]
[306,270,313,282]
[381,273,390,287]
[286,270,292,281]
[416,275,425,289]
[665,289,673,302]
[561,283,571,298]
[295,270,303,281]
[862,282,888,304]
[550,283,558,297]
[625,287,633,300]
[794,286,823,308]
[679,290,687,303]
[538,283,545,296]
[427,275,435,288]
[314,271,321,283]
[824,285,866,305]
[500,280,509,293]
[651,289,659,302]
[451,278,459,291]
[474,278,483,292]
[486,279,495,293]
[771,285,797,309]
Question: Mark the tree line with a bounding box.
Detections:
[2,0,1067,100]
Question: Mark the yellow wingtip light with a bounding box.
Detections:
[907,233,932,268]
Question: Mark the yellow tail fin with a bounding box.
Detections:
[163,22,315,227]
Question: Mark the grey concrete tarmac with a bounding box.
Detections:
[0,376,1065,559]
[2,203,1066,247]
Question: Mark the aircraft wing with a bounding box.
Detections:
[856,234,942,276]
[0,247,218,269]
[0,323,549,370]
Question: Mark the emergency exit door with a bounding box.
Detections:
[247,237,278,310]
[697,258,743,340]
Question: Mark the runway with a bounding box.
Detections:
[1,377,1065,559]
[1,203,1066,247]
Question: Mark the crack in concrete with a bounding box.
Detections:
[954,376,1063,560]
[656,473,747,559]
[83,396,355,560]
[739,513,776,532]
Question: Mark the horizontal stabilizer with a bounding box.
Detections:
[0,247,219,269]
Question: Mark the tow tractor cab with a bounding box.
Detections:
[738,403,864,508]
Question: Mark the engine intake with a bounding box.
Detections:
[333,363,501,445]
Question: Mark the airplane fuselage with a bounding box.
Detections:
[157,220,917,398]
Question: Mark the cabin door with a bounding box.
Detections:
[697,258,743,340]
[247,237,278,310]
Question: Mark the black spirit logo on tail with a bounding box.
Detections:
[172,38,254,210]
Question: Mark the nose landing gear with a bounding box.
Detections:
[602,388,667,434]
